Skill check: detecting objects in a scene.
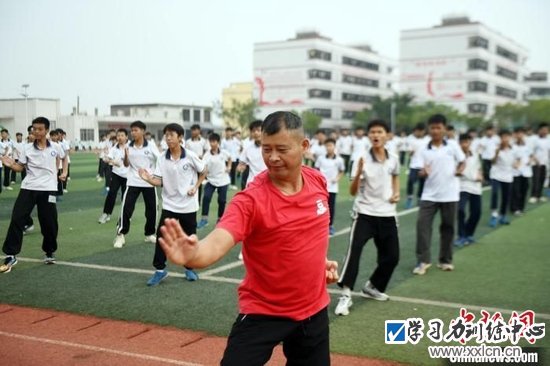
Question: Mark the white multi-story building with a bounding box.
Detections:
[0,98,60,136]
[525,72,550,100]
[400,16,529,117]
[254,30,397,128]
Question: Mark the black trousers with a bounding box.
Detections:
[116,186,157,236]
[490,179,511,216]
[221,307,330,366]
[153,209,196,270]
[3,165,12,187]
[406,168,425,198]
[482,159,492,185]
[201,183,228,219]
[240,166,250,190]
[416,201,457,265]
[104,165,113,188]
[3,189,58,256]
[337,214,399,292]
[103,173,127,215]
[229,160,239,186]
[511,176,529,212]
[328,192,336,226]
[531,165,547,199]
[457,192,481,238]
[62,164,70,189]
[341,154,351,174]
[56,169,63,196]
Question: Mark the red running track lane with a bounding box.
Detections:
[0,304,402,366]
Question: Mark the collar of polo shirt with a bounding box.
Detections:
[369,147,389,163]
[427,139,447,150]
[165,147,185,160]
[129,139,148,147]
[33,140,52,150]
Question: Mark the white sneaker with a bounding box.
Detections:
[335,295,353,316]
[412,262,432,275]
[98,213,111,224]
[113,234,125,248]
[230,185,238,191]
[437,263,455,271]
[63,189,68,193]
[528,197,538,204]
[144,234,157,243]
[5,186,13,191]
[540,197,548,203]
[96,177,103,182]
[361,281,389,301]
[23,225,35,235]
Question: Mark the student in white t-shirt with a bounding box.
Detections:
[11,132,25,184]
[336,129,353,173]
[529,122,549,203]
[413,114,465,275]
[350,126,369,171]
[98,128,129,224]
[315,138,345,236]
[221,127,241,189]
[113,121,161,249]
[0,129,14,191]
[0,117,68,273]
[335,119,400,316]
[237,120,267,187]
[138,123,206,285]
[511,127,533,215]
[198,133,231,229]
[455,134,483,247]
[405,123,429,209]
[478,126,501,185]
[488,130,520,227]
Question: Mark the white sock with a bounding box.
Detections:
[342,287,351,297]
[492,211,498,218]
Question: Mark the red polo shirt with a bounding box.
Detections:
[217,166,331,321]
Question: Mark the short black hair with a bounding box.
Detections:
[485,125,495,131]
[459,133,471,142]
[413,123,425,131]
[27,125,33,133]
[130,120,146,130]
[538,122,549,130]
[249,119,263,131]
[447,125,455,131]
[324,138,336,145]
[208,133,221,142]
[49,130,59,136]
[32,116,50,130]
[116,128,128,136]
[163,123,185,137]
[225,127,233,132]
[16,132,23,137]
[56,129,64,135]
[499,129,511,137]
[0,129,7,134]
[190,124,201,131]
[367,119,390,133]
[514,126,525,133]
[108,129,116,133]
[354,126,365,131]
[315,129,325,135]
[428,114,447,126]
[262,112,302,136]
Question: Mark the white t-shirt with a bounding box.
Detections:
[107,144,129,178]
[513,143,533,178]
[408,135,430,169]
[0,141,7,167]
[221,137,242,161]
[490,146,518,183]
[19,141,66,191]
[336,135,352,155]
[351,136,369,162]
[12,141,24,161]
[185,137,209,159]
[417,141,466,202]
[460,152,482,195]
[239,142,267,186]
[203,149,231,187]
[126,140,160,187]
[351,149,400,217]
[153,149,205,214]
[533,136,549,167]
[385,138,399,157]
[315,154,345,193]
[479,135,501,160]
[309,143,327,161]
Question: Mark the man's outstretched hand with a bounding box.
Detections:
[159,218,199,266]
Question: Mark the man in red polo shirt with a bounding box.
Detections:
[159,111,338,366]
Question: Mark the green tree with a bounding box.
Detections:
[216,99,259,132]
[300,110,322,135]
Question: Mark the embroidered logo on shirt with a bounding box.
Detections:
[316,199,328,215]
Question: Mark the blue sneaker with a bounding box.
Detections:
[185,269,199,281]
[499,216,510,225]
[489,216,498,228]
[147,270,168,286]
[453,237,466,247]
[197,219,208,229]
[405,197,413,209]
[329,226,335,236]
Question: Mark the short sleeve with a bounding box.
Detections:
[18,144,28,164]
[314,156,322,169]
[216,191,255,244]
[153,159,162,179]
[337,157,345,172]
[191,152,206,174]
[239,148,249,165]
[455,145,466,163]
[56,143,66,159]
[416,148,426,167]
[350,158,362,180]
[392,158,400,176]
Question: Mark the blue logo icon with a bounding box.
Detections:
[385,320,407,344]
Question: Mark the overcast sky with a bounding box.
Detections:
[1,0,549,116]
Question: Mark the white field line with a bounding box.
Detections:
[0,330,204,366]
[17,257,550,320]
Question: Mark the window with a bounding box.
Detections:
[342,74,379,88]
[204,109,211,123]
[342,56,379,71]
[80,128,94,141]
[496,46,518,63]
[468,58,488,71]
[310,108,332,118]
[342,92,376,104]
[193,110,201,122]
[496,86,517,99]
[468,36,489,49]
[182,109,190,122]
[308,69,332,80]
[308,89,332,99]
[308,49,331,61]
[468,103,488,114]
[468,81,488,92]
[530,87,550,96]
[496,66,517,81]
[342,110,357,120]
